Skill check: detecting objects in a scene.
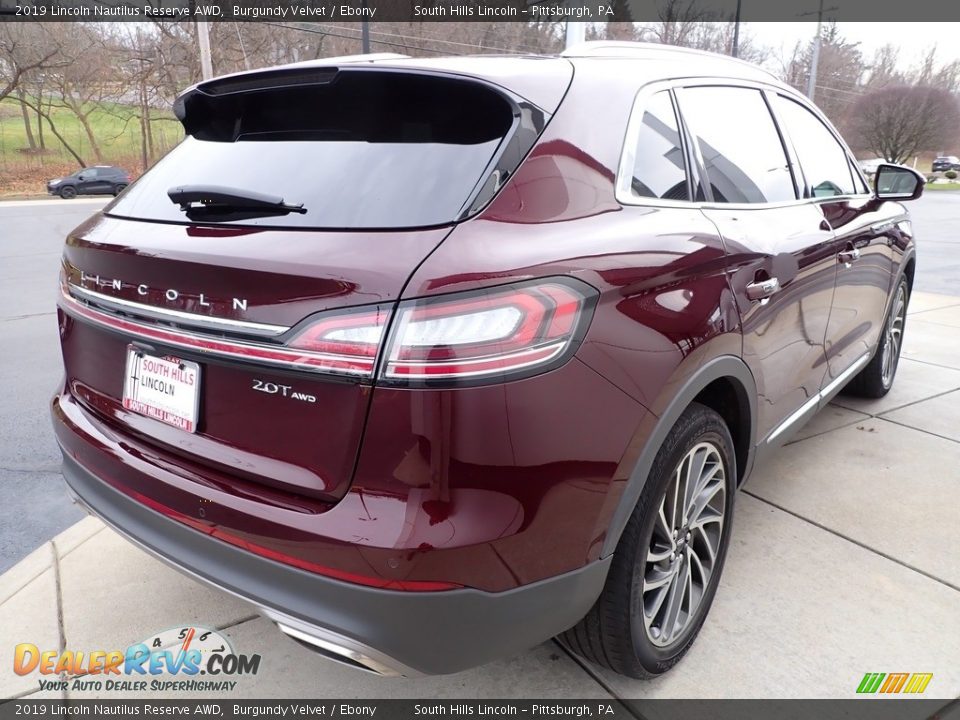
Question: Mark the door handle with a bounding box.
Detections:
[838,248,861,266]
[746,277,780,302]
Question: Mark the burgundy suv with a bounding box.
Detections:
[52,43,922,679]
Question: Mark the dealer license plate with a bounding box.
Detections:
[122,348,201,432]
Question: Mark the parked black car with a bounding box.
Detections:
[47,166,132,199]
[932,156,960,172]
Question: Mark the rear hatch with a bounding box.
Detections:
[58,61,570,504]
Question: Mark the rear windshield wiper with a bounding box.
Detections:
[167,185,307,218]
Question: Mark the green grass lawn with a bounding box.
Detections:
[925,182,960,191]
[0,96,179,170]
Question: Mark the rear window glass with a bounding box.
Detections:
[108,71,519,229]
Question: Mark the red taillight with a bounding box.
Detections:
[381,281,594,385]
[286,308,388,377]
[61,278,595,386]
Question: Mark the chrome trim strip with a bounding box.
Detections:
[765,352,870,444]
[60,287,372,378]
[766,394,820,445]
[820,352,871,399]
[70,284,289,338]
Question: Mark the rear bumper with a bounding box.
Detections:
[57,431,610,677]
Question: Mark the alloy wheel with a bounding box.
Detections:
[881,284,907,387]
[641,441,727,647]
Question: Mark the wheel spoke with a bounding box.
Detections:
[646,542,673,563]
[668,465,681,531]
[688,546,707,586]
[643,565,675,591]
[683,448,708,524]
[644,582,670,629]
[694,524,717,566]
[661,561,688,643]
[688,475,724,527]
[657,504,675,548]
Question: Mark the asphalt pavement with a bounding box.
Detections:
[0,198,107,571]
[1,192,959,573]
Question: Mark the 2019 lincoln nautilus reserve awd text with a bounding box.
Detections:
[51,42,923,679]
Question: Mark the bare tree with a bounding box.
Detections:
[15,86,37,151]
[16,93,87,166]
[43,24,123,163]
[864,44,900,89]
[848,85,959,163]
[0,24,65,103]
[781,23,864,130]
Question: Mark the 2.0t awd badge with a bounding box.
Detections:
[251,379,317,403]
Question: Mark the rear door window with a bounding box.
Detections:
[624,90,690,202]
[108,71,528,229]
[676,86,795,204]
[773,95,857,198]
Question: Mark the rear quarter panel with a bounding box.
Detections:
[381,61,745,576]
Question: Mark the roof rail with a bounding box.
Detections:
[560,40,775,75]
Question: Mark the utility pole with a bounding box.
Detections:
[197,21,213,80]
[801,0,838,101]
[361,0,370,53]
[731,0,742,58]
[564,21,585,50]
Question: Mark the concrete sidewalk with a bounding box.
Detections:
[3,292,960,701]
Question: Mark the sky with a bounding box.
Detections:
[746,22,960,70]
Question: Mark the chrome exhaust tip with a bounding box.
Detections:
[264,611,420,678]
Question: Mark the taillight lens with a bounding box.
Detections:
[286,308,388,377]
[62,278,594,386]
[380,280,595,385]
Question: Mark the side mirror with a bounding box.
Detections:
[77,175,86,181]
[874,164,924,201]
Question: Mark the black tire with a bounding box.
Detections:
[113,183,128,196]
[560,402,736,679]
[59,185,77,199]
[844,277,909,399]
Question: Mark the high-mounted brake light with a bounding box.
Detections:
[380,280,595,385]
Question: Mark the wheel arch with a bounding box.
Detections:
[902,254,916,294]
[600,355,757,558]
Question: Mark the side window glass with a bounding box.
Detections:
[774,96,856,198]
[677,86,795,204]
[627,91,690,202]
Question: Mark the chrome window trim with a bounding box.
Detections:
[616,76,873,212]
[69,283,289,338]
